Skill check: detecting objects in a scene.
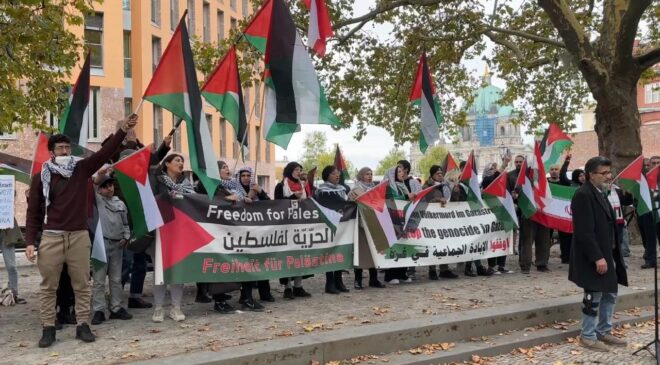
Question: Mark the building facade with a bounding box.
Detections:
[3,0,277,225]
[410,71,531,176]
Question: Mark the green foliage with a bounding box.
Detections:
[374,148,405,175]
[298,131,353,178]
[417,145,448,179]
[0,0,96,133]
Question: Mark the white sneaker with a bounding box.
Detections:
[152,306,164,323]
[387,279,400,284]
[169,307,186,322]
[403,278,413,283]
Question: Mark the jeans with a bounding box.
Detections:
[638,213,656,266]
[581,291,617,341]
[92,239,124,312]
[0,236,18,295]
[619,225,630,257]
[129,252,148,298]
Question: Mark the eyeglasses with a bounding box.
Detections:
[593,170,612,176]
[54,145,71,151]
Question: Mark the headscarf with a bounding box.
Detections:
[217,161,245,199]
[386,166,409,196]
[355,167,376,191]
[237,166,255,192]
[571,169,584,186]
[157,173,195,194]
[281,161,306,199]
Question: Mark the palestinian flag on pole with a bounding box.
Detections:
[302,0,333,57]
[143,13,220,198]
[201,46,248,160]
[310,198,342,234]
[113,146,165,239]
[0,152,32,185]
[243,0,273,54]
[89,197,106,270]
[615,155,653,215]
[30,132,50,176]
[459,151,484,210]
[401,183,446,234]
[442,151,459,174]
[647,165,659,192]
[539,123,572,170]
[483,172,518,232]
[333,145,349,185]
[355,181,397,251]
[59,53,91,147]
[531,183,576,233]
[305,166,317,197]
[409,53,443,153]
[530,141,551,207]
[262,0,340,149]
[515,159,537,218]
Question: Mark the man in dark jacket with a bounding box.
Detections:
[569,156,628,352]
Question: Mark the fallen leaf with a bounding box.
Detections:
[148,328,161,334]
[570,350,582,355]
[277,330,294,337]
[120,353,138,359]
[49,352,59,357]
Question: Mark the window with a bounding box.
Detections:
[242,0,248,17]
[124,98,133,116]
[500,126,505,136]
[187,0,196,35]
[151,0,161,26]
[152,36,162,73]
[230,0,236,11]
[233,135,238,158]
[173,116,182,151]
[122,0,131,10]
[257,175,269,192]
[254,82,261,118]
[0,130,16,140]
[230,17,237,31]
[89,87,101,140]
[170,0,179,31]
[203,2,211,42]
[645,83,660,104]
[216,10,225,42]
[84,13,103,68]
[219,118,227,157]
[205,113,213,137]
[123,31,132,78]
[255,126,261,161]
[46,111,59,129]
[153,105,163,144]
[244,88,250,118]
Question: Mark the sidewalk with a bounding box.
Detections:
[0,244,655,364]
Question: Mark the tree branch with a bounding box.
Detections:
[615,0,653,66]
[333,0,445,29]
[336,19,370,45]
[483,31,553,69]
[636,46,660,71]
[486,25,565,48]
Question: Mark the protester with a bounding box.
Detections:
[507,155,525,255]
[481,157,514,274]
[547,154,571,185]
[570,156,628,352]
[0,216,27,304]
[571,169,585,186]
[237,166,275,302]
[348,167,385,289]
[423,165,459,280]
[384,165,413,284]
[638,157,657,269]
[90,174,133,325]
[274,161,312,299]
[151,153,192,322]
[315,165,350,294]
[25,114,138,347]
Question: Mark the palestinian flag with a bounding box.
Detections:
[113,147,165,239]
[262,0,340,149]
[333,145,349,184]
[59,53,91,147]
[539,123,572,170]
[530,141,551,207]
[305,166,317,197]
[310,198,342,234]
[515,159,537,218]
[243,0,273,54]
[616,155,653,215]
[30,132,51,176]
[442,151,459,174]
[402,183,446,234]
[143,13,220,198]
[355,181,397,251]
[409,53,442,153]
[302,0,333,57]
[0,152,32,185]
[89,197,106,270]
[201,47,248,159]
[482,172,518,232]
[459,151,484,210]
[531,184,576,233]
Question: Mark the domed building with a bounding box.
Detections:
[410,69,531,176]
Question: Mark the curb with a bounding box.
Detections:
[133,288,655,365]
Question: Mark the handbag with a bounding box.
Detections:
[127,233,155,253]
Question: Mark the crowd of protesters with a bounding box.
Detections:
[1,115,659,352]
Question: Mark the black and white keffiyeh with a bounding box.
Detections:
[41,156,82,223]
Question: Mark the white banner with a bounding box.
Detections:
[0,175,14,229]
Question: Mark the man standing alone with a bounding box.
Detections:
[25,114,138,348]
[569,156,628,352]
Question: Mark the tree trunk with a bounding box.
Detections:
[592,74,642,173]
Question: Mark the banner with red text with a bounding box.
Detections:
[154,195,356,284]
[360,200,513,268]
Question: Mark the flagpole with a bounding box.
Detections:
[232,82,261,173]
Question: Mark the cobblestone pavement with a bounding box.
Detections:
[0,244,655,364]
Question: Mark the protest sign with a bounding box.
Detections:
[0,175,15,229]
